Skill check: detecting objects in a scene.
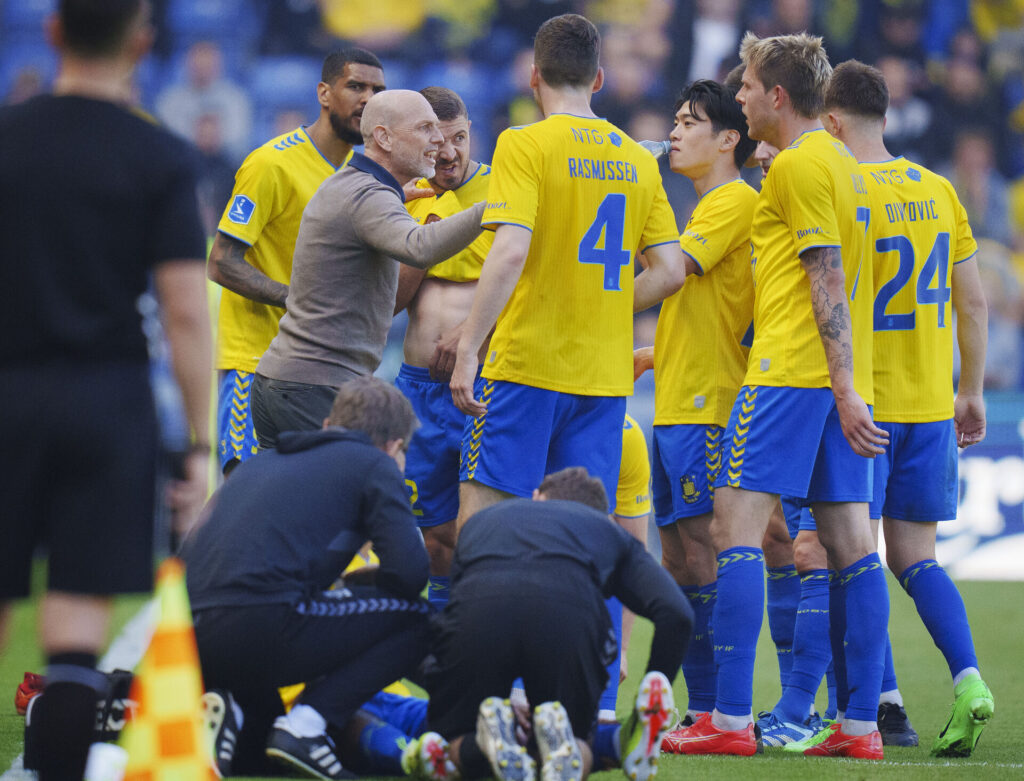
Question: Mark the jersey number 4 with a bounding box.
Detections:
[873,232,951,331]
[578,193,631,291]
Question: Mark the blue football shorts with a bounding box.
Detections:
[395,364,482,528]
[651,423,724,525]
[781,495,817,539]
[870,419,957,521]
[218,369,259,472]
[459,378,625,512]
[712,385,873,503]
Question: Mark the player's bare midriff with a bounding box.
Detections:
[403,277,479,368]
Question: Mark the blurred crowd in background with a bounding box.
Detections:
[3,0,1023,390]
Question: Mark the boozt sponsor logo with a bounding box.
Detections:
[227,195,255,225]
[796,227,822,239]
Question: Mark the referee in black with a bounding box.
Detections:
[0,1,212,778]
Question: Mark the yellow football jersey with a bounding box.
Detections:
[406,163,494,283]
[615,414,652,518]
[746,129,872,401]
[863,158,978,421]
[481,114,679,396]
[215,128,348,372]
[654,179,757,426]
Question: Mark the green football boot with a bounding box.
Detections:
[931,674,994,757]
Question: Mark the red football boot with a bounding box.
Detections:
[804,727,883,760]
[660,712,758,756]
[15,672,45,716]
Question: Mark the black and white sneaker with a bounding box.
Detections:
[266,720,357,780]
[23,691,42,771]
[878,702,919,747]
[201,690,240,777]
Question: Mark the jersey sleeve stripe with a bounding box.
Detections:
[640,239,681,253]
[681,249,705,275]
[482,220,534,232]
[216,228,255,247]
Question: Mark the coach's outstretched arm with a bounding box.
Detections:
[357,196,485,270]
[633,241,688,312]
[450,224,531,416]
[155,260,213,532]
[800,245,887,457]
[951,257,988,447]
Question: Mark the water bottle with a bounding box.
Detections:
[638,139,671,159]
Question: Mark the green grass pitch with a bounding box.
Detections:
[1,574,1021,779]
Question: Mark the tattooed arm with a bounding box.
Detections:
[207,232,288,307]
[800,246,887,457]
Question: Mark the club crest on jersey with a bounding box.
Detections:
[608,132,622,147]
[228,195,255,225]
[680,474,701,504]
[905,168,922,182]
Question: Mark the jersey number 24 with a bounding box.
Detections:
[873,232,951,331]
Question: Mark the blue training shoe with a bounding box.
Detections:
[755,711,816,749]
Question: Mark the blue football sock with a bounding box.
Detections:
[600,596,623,713]
[881,634,898,694]
[593,722,621,767]
[680,583,716,713]
[713,546,764,717]
[829,572,849,715]
[427,575,450,610]
[357,717,409,776]
[766,564,799,689]
[824,662,838,720]
[362,692,429,737]
[775,569,831,723]
[839,553,889,721]
[899,559,979,678]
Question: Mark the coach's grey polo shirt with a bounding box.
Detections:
[258,152,484,387]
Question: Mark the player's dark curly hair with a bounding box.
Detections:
[534,14,600,89]
[322,48,383,85]
[328,377,418,448]
[537,467,609,513]
[674,79,758,169]
[825,60,889,120]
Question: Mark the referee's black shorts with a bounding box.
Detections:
[0,362,158,598]
[424,571,617,742]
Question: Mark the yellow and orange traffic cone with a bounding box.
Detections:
[118,557,214,780]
